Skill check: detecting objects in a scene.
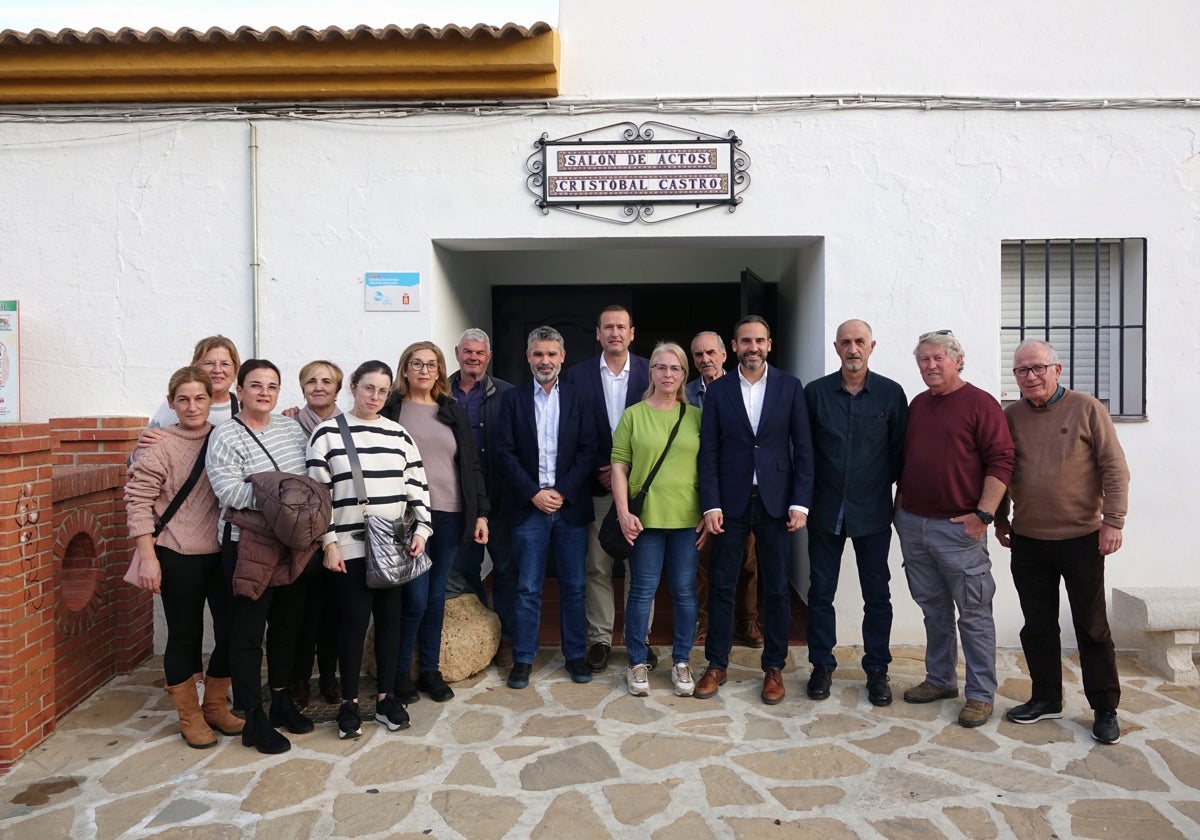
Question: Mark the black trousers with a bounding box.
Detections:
[293,567,341,684]
[1010,529,1120,710]
[157,546,229,685]
[338,556,405,701]
[223,537,307,711]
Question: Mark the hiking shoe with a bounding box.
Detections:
[1006,698,1063,725]
[507,662,532,689]
[903,680,959,704]
[672,662,695,697]
[394,672,420,704]
[336,701,361,740]
[417,670,455,703]
[374,694,410,732]
[1092,707,1121,744]
[866,671,893,707]
[627,663,650,697]
[958,699,994,728]
[565,658,593,684]
[586,642,610,672]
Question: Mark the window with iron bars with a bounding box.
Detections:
[1000,238,1146,418]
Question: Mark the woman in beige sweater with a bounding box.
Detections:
[125,366,242,748]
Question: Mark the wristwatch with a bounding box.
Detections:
[974,509,995,525]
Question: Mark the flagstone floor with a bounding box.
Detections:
[2,646,1198,839]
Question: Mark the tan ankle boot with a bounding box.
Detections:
[202,675,245,735]
[165,675,217,749]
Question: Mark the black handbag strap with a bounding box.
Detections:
[153,429,212,538]
[233,416,282,472]
[636,402,688,500]
[334,414,369,507]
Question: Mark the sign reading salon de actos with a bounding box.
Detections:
[527,122,750,224]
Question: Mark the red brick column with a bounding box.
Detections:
[0,424,54,774]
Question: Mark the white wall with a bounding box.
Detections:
[2,0,1197,648]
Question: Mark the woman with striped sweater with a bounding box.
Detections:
[307,360,433,739]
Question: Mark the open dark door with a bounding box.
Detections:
[740,267,771,319]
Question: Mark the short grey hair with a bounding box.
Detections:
[526,325,565,352]
[1013,339,1060,366]
[691,330,725,348]
[457,328,491,352]
[914,329,965,372]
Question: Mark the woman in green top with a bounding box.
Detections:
[611,341,704,698]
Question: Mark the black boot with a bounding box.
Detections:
[241,706,291,754]
[269,687,315,734]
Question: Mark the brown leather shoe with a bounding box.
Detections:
[694,622,708,646]
[738,619,765,648]
[694,666,727,699]
[761,667,785,705]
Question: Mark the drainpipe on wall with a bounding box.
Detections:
[249,121,262,357]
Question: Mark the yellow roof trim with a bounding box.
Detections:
[0,23,560,103]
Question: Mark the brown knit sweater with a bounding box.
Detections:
[1003,389,1130,540]
[125,423,221,555]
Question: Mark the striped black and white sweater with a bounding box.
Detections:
[306,412,434,561]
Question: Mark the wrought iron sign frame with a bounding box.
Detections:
[526,121,751,225]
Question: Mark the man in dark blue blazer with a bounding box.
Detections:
[496,325,598,689]
[565,305,651,673]
[695,316,815,705]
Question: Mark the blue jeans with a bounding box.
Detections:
[806,527,894,672]
[895,508,997,702]
[625,528,699,665]
[453,519,516,643]
[397,510,462,674]
[511,509,588,664]
[704,497,792,671]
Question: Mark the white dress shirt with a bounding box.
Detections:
[599,353,631,434]
[533,379,560,488]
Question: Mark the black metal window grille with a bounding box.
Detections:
[1000,238,1146,418]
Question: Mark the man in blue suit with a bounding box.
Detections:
[496,326,598,689]
[694,315,815,705]
[566,305,651,673]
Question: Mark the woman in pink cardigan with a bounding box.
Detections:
[125,366,243,748]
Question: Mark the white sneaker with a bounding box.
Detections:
[672,662,695,697]
[627,663,650,697]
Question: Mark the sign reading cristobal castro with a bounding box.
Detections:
[0,301,18,422]
[544,142,735,204]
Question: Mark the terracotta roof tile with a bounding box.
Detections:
[0,21,553,48]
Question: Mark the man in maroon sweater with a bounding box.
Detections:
[895,330,1014,728]
[996,339,1129,745]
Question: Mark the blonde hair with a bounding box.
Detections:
[189,335,241,369]
[298,359,344,393]
[394,341,450,400]
[168,366,213,401]
[643,342,689,404]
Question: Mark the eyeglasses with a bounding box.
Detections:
[242,382,279,394]
[651,364,685,375]
[918,329,955,342]
[1013,364,1057,379]
[356,385,391,398]
[408,359,439,371]
[200,359,235,370]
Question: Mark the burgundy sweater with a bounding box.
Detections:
[899,382,1014,518]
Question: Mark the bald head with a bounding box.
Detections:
[834,319,876,375]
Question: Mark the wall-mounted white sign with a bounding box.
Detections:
[365,272,420,312]
[527,121,751,225]
[0,300,19,422]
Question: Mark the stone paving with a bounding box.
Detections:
[2,646,1199,839]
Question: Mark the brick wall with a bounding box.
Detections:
[0,417,150,774]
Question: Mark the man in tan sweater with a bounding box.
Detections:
[995,339,1130,745]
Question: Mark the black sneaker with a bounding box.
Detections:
[417,670,455,703]
[1006,698,1063,725]
[507,662,532,689]
[586,642,611,673]
[375,694,411,732]
[269,687,314,734]
[645,645,658,672]
[1092,707,1120,744]
[866,671,892,707]
[394,672,420,705]
[565,658,593,684]
[807,666,833,700]
[336,701,362,740]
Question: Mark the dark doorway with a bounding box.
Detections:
[492,283,749,384]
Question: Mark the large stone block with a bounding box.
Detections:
[363,593,500,683]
